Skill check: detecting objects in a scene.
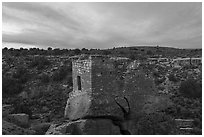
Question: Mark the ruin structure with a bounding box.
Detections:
[62,54,157,134]
[65,55,130,120]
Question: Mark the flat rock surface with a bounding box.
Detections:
[46,119,121,135]
[7,113,29,127]
[2,120,35,135]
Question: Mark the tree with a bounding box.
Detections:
[179,78,202,98]
[3,47,8,50]
[146,50,153,55]
[47,47,52,51]
[53,48,61,55]
[29,56,51,70]
[128,54,136,60]
[82,48,88,51]
[2,76,23,97]
[168,74,179,82]
[74,48,81,55]
[103,50,111,55]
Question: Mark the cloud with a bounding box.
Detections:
[2,2,202,49]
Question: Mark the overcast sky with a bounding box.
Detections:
[2,2,202,49]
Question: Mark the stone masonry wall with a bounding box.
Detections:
[65,58,92,120]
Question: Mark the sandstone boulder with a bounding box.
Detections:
[30,122,51,135]
[2,120,35,135]
[64,91,125,120]
[46,119,121,135]
[2,104,14,117]
[7,113,29,127]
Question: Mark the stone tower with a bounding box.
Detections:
[65,55,129,120]
[65,54,156,130]
[60,54,158,134]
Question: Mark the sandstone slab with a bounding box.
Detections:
[2,120,35,135]
[2,104,14,117]
[7,113,29,127]
[46,119,121,135]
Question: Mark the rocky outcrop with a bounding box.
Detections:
[46,119,120,135]
[64,90,125,121]
[7,113,29,127]
[30,122,51,135]
[2,120,35,135]
[2,104,14,117]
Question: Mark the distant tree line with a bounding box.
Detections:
[2,46,202,59]
[2,47,111,56]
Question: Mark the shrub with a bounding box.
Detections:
[137,113,175,135]
[30,56,51,70]
[158,86,165,91]
[183,64,197,70]
[190,127,202,135]
[163,106,177,116]
[52,65,70,81]
[11,98,32,118]
[74,48,81,55]
[168,74,179,82]
[13,66,30,84]
[2,76,23,97]
[179,78,202,98]
[128,54,136,60]
[146,50,153,55]
[180,107,193,118]
[67,76,73,86]
[103,50,111,55]
[153,71,160,77]
[193,118,202,129]
[155,77,166,85]
[39,73,50,83]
